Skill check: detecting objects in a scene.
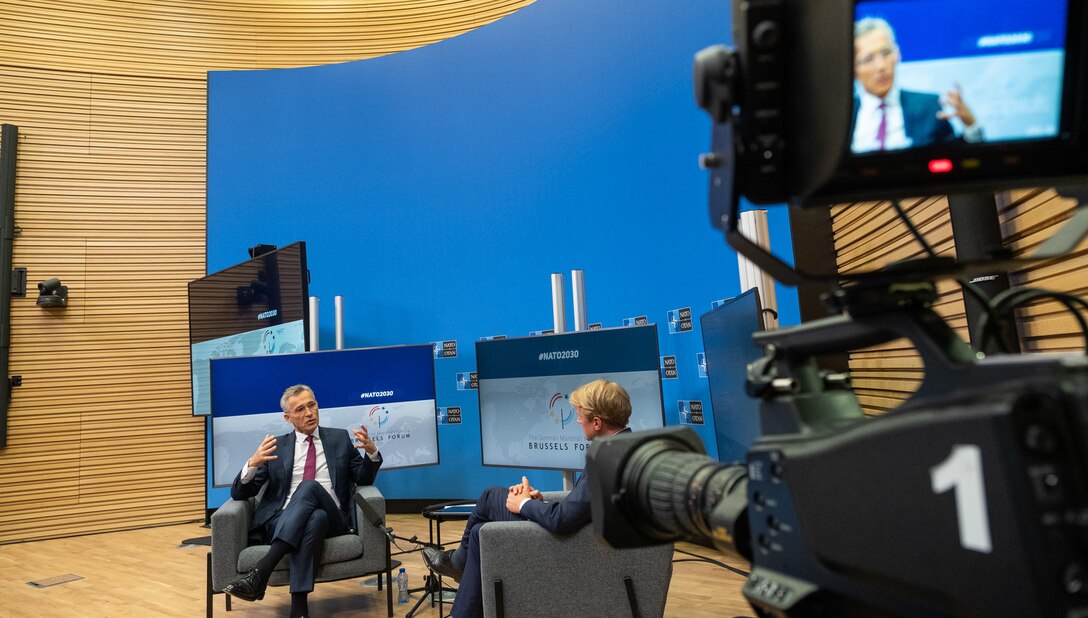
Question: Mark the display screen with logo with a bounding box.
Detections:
[208,344,438,486]
[475,325,665,470]
[188,242,309,416]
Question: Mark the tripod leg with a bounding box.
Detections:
[405,573,439,618]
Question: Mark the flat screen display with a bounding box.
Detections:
[700,289,764,464]
[188,242,309,416]
[208,344,439,487]
[851,0,1068,154]
[476,325,665,470]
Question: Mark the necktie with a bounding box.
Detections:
[303,435,317,481]
[876,101,887,151]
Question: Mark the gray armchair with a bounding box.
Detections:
[477,491,674,618]
[207,485,394,617]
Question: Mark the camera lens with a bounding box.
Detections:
[619,439,752,560]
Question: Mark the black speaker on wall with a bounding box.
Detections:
[948,192,1020,354]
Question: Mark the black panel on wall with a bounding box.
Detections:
[789,205,849,371]
[0,124,19,449]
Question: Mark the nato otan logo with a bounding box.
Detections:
[368,405,390,428]
[668,307,693,334]
[548,392,575,428]
[456,372,477,390]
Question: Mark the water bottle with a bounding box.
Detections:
[397,567,409,603]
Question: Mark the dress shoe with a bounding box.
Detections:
[223,568,267,602]
[422,546,463,582]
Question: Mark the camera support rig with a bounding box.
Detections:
[587,4,1088,613]
[687,68,1088,604]
[586,40,1088,618]
[588,270,1088,615]
[732,273,1088,615]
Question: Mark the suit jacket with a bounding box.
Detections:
[230,426,382,536]
[518,469,592,535]
[852,89,955,149]
[518,427,631,535]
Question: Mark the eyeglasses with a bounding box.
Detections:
[290,400,318,415]
[856,47,896,69]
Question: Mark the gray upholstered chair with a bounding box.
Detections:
[207,485,394,617]
[477,491,674,618]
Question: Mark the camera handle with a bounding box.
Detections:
[747,280,982,435]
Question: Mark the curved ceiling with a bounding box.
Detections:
[0,0,536,77]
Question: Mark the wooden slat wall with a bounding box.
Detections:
[1000,188,1087,351]
[831,190,1087,415]
[831,197,967,414]
[0,0,534,544]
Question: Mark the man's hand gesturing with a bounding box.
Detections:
[247,434,278,468]
[353,424,378,455]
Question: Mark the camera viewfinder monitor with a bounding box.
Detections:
[727,0,1088,205]
[700,289,765,464]
[476,325,666,470]
[823,0,1087,201]
[851,1,1067,155]
[208,344,439,486]
[188,241,309,416]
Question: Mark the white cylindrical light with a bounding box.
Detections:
[551,273,567,334]
[308,296,320,351]
[571,269,587,332]
[334,295,345,350]
[736,210,779,329]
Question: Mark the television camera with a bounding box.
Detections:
[587,0,1088,615]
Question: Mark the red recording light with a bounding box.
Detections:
[928,159,954,173]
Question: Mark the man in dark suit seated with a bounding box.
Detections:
[222,384,383,618]
[422,378,633,618]
[851,16,983,153]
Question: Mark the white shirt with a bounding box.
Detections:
[853,85,983,153]
[238,430,381,509]
[852,86,912,154]
[286,430,337,508]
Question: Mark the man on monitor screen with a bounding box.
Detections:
[221,384,383,618]
[422,379,632,618]
[852,16,982,153]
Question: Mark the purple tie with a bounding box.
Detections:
[303,435,316,481]
[876,101,887,151]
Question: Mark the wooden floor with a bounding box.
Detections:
[0,514,755,617]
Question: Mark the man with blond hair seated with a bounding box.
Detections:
[423,378,632,618]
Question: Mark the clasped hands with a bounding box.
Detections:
[505,476,543,514]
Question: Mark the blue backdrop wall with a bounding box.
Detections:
[204,0,799,507]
